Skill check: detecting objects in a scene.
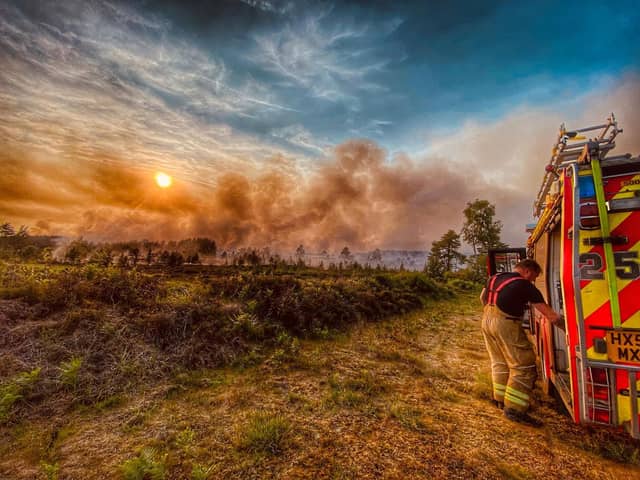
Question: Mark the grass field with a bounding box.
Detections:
[1,261,639,479]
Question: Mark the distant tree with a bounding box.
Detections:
[65,239,93,264]
[196,237,217,256]
[0,222,15,237]
[461,199,505,255]
[340,246,352,262]
[0,222,30,257]
[90,247,114,267]
[369,248,382,263]
[168,251,184,267]
[159,250,170,265]
[427,230,465,280]
[295,244,305,257]
[18,245,39,262]
[117,253,129,268]
[129,247,140,266]
[246,249,261,266]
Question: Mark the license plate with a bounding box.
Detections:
[607,330,640,364]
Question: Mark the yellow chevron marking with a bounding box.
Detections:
[609,173,640,230]
[609,210,632,233]
[580,237,640,319]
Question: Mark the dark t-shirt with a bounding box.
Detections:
[483,272,545,317]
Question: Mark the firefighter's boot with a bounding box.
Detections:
[504,407,542,427]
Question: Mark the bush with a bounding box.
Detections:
[0,265,458,421]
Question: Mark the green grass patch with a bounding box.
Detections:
[234,411,291,455]
[59,357,82,390]
[388,402,431,432]
[326,370,387,410]
[191,463,215,480]
[40,461,60,480]
[120,447,167,480]
[0,368,41,423]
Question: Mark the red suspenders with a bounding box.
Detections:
[486,274,525,306]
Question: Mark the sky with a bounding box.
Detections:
[1,0,639,252]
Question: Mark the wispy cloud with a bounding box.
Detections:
[238,0,294,15]
[250,6,395,109]
[269,124,329,154]
[0,0,303,185]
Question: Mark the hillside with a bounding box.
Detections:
[1,270,639,479]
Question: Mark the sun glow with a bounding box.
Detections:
[155,172,172,188]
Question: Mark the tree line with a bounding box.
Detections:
[0,225,217,266]
[426,199,506,282]
[3,199,506,282]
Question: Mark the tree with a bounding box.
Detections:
[90,247,114,267]
[168,251,184,267]
[0,222,15,237]
[461,199,505,255]
[65,239,93,264]
[196,237,217,256]
[129,246,140,267]
[340,246,352,262]
[427,230,465,280]
[369,248,382,263]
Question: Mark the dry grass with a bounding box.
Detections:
[2,291,640,479]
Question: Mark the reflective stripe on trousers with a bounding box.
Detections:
[481,304,537,413]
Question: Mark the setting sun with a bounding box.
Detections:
[155,172,172,188]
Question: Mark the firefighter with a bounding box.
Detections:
[480,259,563,427]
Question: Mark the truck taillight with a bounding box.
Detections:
[579,198,600,229]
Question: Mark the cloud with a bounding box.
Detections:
[0,0,301,185]
[269,124,329,154]
[238,0,294,15]
[249,5,395,110]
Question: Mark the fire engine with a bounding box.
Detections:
[489,114,640,437]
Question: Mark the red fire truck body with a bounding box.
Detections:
[490,115,640,437]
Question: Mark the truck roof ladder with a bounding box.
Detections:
[533,114,621,218]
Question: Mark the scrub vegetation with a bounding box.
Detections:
[1,261,639,479]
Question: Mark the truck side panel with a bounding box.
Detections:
[578,164,640,427]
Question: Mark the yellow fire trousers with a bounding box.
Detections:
[481,305,537,412]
